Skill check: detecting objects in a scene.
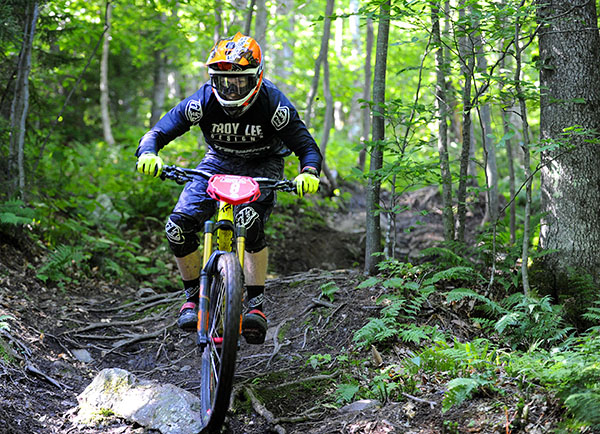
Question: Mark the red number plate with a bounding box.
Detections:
[206,174,261,205]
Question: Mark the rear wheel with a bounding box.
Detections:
[200,252,243,432]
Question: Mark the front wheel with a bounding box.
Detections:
[200,252,243,433]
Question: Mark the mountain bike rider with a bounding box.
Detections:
[135,32,322,345]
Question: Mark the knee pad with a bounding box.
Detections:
[235,206,266,253]
[165,213,200,257]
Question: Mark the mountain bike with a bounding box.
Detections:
[160,164,296,433]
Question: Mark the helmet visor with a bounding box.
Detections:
[211,75,257,102]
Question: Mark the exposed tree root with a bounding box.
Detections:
[243,386,286,434]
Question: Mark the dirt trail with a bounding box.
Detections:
[0,186,559,433]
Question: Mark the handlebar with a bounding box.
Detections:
[160,165,297,193]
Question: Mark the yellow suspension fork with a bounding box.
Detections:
[216,201,234,252]
[213,201,247,268]
[197,201,247,344]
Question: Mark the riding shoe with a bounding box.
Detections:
[177,302,198,331]
[242,309,267,344]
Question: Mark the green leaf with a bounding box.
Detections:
[357,277,380,289]
[336,383,360,403]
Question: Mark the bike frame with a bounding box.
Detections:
[197,199,246,347]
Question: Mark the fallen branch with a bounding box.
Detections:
[25,363,71,390]
[401,392,436,409]
[300,297,337,316]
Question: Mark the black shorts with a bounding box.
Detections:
[167,150,284,254]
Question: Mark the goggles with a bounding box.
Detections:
[210,75,256,102]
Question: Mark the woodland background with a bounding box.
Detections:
[2,0,600,432]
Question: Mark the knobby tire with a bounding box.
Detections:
[200,252,243,433]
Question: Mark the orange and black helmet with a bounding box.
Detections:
[206,32,264,118]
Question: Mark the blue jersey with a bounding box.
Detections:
[137,79,322,173]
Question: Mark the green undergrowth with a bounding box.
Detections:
[314,251,600,431]
[0,142,344,292]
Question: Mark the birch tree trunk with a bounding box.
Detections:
[536,0,600,287]
[365,0,390,275]
[100,1,115,146]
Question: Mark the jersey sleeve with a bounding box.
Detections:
[135,85,209,156]
[266,83,323,174]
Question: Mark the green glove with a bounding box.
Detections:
[294,171,320,198]
[136,152,163,177]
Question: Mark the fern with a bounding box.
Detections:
[357,276,380,289]
[37,244,90,283]
[495,294,573,349]
[582,302,600,324]
[564,392,600,425]
[0,199,36,226]
[445,288,504,315]
[442,376,492,412]
[353,318,396,348]
[398,324,435,345]
[424,266,483,285]
[419,246,470,267]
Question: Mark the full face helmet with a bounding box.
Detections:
[206,32,264,118]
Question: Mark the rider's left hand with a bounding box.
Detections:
[295,169,320,198]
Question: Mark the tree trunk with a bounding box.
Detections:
[100,1,115,146]
[213,3,223,43]
[365,0,391,275]
[512,13,533,295]
[500,48,516,245]
[150,13,168,128]
[8,0,38,199]
[455,1,473,243]
[319,57,337,192]
[431,1,454,242]
[254,0,267,46]
[502,108,516,245]
[358,18,373,172]
[304,0,335,129]
[273,0,295,94]
[471,5,498,225]
[244,0,256,35]
[537,0,600,285]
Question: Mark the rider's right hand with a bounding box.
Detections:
[136,152,164,177]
